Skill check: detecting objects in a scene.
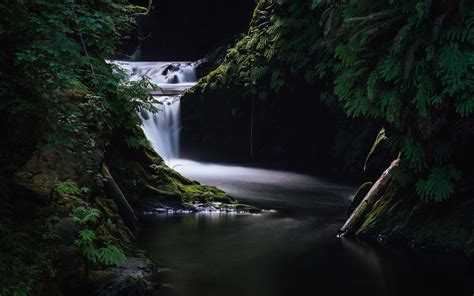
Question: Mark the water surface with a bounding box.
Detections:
[138,160,473,296]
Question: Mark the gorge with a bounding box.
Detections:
[1,0,474,295]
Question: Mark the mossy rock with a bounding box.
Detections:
[106,126,235,212]
[89,257,159,296]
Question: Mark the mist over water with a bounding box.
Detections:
[139,161,472,296]
[168,159,354,213]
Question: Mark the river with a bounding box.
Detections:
[138,160,473,296]
[112,60,473,296]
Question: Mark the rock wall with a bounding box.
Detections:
[123,0,256,61]
[180,0,390,180]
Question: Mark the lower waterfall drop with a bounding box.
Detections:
[138,96,181,162]
[112,60,197,163]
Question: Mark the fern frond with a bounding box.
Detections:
[98,244,126,267]
[416,165,462,202]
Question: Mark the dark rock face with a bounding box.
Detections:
[54,217,78,245]
[181,84,390,181]
[192,44,230,79]
[177,0,392,181]
[91,258,159,296]
[56,245,87,292]
[124,0,255,61]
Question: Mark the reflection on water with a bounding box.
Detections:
[138,161,473,296]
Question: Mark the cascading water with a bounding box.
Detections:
[112,61,197,163]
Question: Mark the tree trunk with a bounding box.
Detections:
[338,157,400,238]
[102,164,138,233]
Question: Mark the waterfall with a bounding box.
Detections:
[112,61,197,163]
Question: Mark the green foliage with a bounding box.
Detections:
[209,0,474,201]
[98,244,127,266]
[416,166,463,202]
[71,206,101,225]
[55,180,90,197]
[0,0,153,153]
[318,0,474,201]
[72,207,126,267]
[0,217,56,296]
[74,229,126,267]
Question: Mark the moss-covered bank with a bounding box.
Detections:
[355,181,474,258]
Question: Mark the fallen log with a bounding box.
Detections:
[102,164,138,233]
[338,157,400,238]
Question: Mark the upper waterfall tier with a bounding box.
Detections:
[111,61,197,95]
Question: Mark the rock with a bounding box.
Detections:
[192,44,229,79]
[161,63,180,76]
[167,75,179,84]
[54,217,78,245]
[92,257,159,296]
[56,245,87,292]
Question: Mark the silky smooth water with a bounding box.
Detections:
[112,61,197,162]
[138,160,473,296]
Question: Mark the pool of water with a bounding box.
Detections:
[138,160,473,296]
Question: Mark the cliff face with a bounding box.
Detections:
[122,0,256,61]
[180,0,474,257]
[180,0,389,180]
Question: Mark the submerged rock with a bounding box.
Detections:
[143,200,261,215]
[91,258,159,296]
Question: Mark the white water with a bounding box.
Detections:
[112,61,197,163]
[112,61,197,85]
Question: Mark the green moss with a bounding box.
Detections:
[106,125,235,209]
[356,181,474,257]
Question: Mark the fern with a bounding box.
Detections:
[377,55,400,82]
[55,180,81,196]
[82,246,101,263]
[74,228,125,266]
[416,166,462,202]
[55,180,90,197]
[335,45,356,66]
[98,244,126,267]
[76,230,96,245]
[455,96,474,117]
[401,137,426,172]
[71,206,101,225]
